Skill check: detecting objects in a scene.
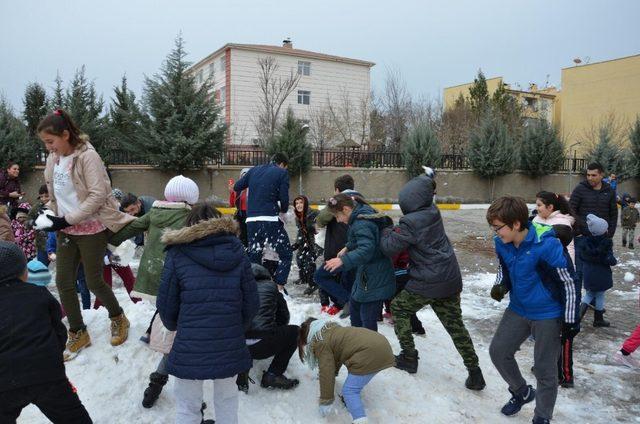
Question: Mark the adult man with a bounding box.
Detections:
[120,193,156,246]
[234,153,292,290]
[569,162,618,286]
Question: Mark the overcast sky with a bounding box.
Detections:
[1,0,639,113]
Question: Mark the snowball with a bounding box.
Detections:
[112,240,136,267]
[34,210,55,230]
[624,272,635,283]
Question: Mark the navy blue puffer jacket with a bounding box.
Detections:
[157,217,259,380]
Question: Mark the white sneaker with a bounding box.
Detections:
[353,418,369,424]
[610,351,640,369]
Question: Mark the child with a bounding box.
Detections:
[298,318,395,423]
[157,202,259,424]
[110,175,198,408]
[292,195,319,295]
[11,202,36,260]
[27,185,51,265]
[229,168,250,247]
[579,214,617,327]
[0,241,92,423]
[380,174,483,389]
[38,109,134,359]
[487,196,579,424]
[533,191,576,263]
[238,263,299,392]
[324,194,395,332]
[621,197,639,249]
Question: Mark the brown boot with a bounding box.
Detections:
[110,312,130,346]
[64,328,91,361]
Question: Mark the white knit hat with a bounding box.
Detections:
[164,175,199,204]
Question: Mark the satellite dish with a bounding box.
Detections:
[573,58,582,65]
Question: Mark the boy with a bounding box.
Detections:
[26,184,50,265]
[291,195,319,295]
[621,197,639,249]
[379,174,484,390]
[0,241,92,423]
[487,197,579,424]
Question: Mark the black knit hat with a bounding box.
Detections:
[0,241,27,283]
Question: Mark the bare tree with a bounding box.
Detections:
[306,105,337,149]
[253,56,301,145]
[327,88,371,146]
[380,68,412,149]
[439,94,475,154]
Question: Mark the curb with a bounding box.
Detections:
[216,203,464,214]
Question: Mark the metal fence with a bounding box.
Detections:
[37,147,586,172]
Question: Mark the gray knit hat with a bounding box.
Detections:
[587,214,608,236]
[0,241,27,283]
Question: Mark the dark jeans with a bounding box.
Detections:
[350,299,383,331]
[37,248,50,266]
[573,236,585,287]
[0,379,92,423]
[314,266,354,307]
[246,221,292,285]
[248,325,299,376]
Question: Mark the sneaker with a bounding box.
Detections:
[303,285,318,296]
[394,350,419,374]
[110,312,130,346]
[465,367,486,390]
[326,305,341,316]
[63,328,91,361]
[593,310,610,328]
[500,385,536,416]
[142,372,168,408]
[560,379,574,388]
[382,312,393,320]
[321,305,330,314]
[610,350,640,369]
[260,371,299,390]
[236,371,255,393]
[339,303,350,319]
[532,417,550,424]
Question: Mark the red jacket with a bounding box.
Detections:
[229,190,248,211]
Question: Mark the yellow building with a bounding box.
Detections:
[443,54,640,155]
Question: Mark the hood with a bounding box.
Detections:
[251,263,273,282]
[161,217,242,272]
[399,175,435,214]
[341,189,362,198]
[149,201,191,228]
[351,202,391,229]
[294,195,310,221]
[579,179,612,192]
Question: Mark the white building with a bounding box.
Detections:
[189,40,375,146]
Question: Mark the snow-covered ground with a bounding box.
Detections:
[19,264,640,423]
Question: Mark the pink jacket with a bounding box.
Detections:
[533,211,575,263]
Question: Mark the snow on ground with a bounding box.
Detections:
[19,264,640,424]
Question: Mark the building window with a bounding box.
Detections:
[197,70,203,84]
[220,56,226,72]
[208,62,215,78]
[297,90,310,105]
[298,61,311,76]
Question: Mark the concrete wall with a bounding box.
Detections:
[19,166,640,206]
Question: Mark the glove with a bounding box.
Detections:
[561,322,580,339]
[490,284,508,302]
[43,215,71,232]
[318,403,334,417]
[291,242,300,251]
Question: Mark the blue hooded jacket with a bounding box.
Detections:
[494,222,579,323]
[156,217,259,380]
[233,162,289,218]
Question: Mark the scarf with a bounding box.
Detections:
[304,319,340,370]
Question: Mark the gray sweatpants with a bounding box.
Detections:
[489,308,561,420]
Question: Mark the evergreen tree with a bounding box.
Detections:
[266,108,311,177]
[586,124,629,179]
[0,98,38,171]
[519,120,564,176]
[136,34,226,172]
[107,75,146,161]
[629,116,640,178]
[51,72,64,110]
[469,70,490,118]
[468,113,516,199]
[402,122,441,177]
[491,83,523,140]
[23,82,48,137]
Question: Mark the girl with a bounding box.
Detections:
[157,202,259,424]
[324,194,395,331]
[11,202,36,260]
[110,174,198,408]
[534,191,576,262]
[0,161,23,211]
[292,195,320,295]
[37,109,134,360]
[298,318,395,423]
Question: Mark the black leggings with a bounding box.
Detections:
[248,325,299,376]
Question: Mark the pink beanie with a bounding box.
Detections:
[164,175,199,204]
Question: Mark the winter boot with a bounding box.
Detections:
[465,367,486,390]
[303,285,318,296]
[579,303,589,321]
[532,416,550,424]
[200,402,215,424]
[63,328,91,361]
[142,372,168,408]
[500,385,536,416]
[394,350,419,374]
[236,371,255,393]
[630,242,635,249]
[593,310,610,327]
[622,238,627,247]
[260,371,299,390]
[110,312,130,346]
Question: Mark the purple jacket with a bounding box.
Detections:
[0,170,21,208]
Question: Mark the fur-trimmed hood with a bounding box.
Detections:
[162,217,239,245]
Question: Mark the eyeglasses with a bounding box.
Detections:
[491,223,507,233]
